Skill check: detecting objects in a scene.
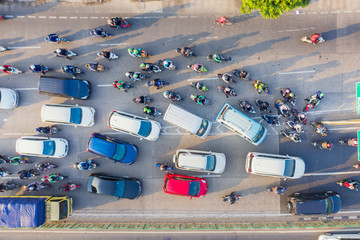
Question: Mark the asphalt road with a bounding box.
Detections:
[0,0,360,224]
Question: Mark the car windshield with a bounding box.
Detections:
[205,155,216,171]
[252,126,266,143]
[325,197,332,214]
[114,180,125,197]
[65,80,79,97]
[112,144,126,161]
[283,159,295,177]
[188,181,200,196]
[43,140,55,156]
[196,119,209,137]
[70,108,82,124]
[137,121,152,137]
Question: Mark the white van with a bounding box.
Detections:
[318,233,360,240]
[215,103,267,145]
[163,103,212,139]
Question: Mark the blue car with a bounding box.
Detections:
[86,133,138,164]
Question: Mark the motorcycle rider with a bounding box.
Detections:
[163,91,175,100]
[320,141,333,150]
[239,70,249,79]
[195,82,206,91]
[59,183,76,192]
[239,100,253,112]
[177,47,192,57]
[253,80,265,93]
[42,174,58,183]
[9,156,25,165]
[208,54,221,63]
[109,17,122,27]
[0,65,12,73]
[126,71,140,80]
[113,81,127,92]
[18,169,36,179]
[191,95,206,105]
[275,100,290,117]
[342,138,358,146]
[0,183,6,192]
[100,50,111,59]
[36,126,51,134]
[129,48,142,58]
[88,62,99,71]
[54,48,70,59]
[310,33,321,44]
[262,115,279,126]
[340,180,358,190]
[47,33,60,43]
[221,73,232,83]
[143,106,156,116]
[257,100,271,112]
[77,160,94,170]
[30,64,46,73]
[269,186,287,196]
[306,91,324,108]
[134,96,147,103]
[140,63,155,72]
[218,16,229,26]
[288,131,301,142]
[282,88,295,101]
[223,86,233,98]
[162,59,172,68]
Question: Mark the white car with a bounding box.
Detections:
[0,88,19,109]
[41,104,95,127]
[245,152,305,179]
[107,110,161,141]
[173,149,226,173]
[16,136,68,158]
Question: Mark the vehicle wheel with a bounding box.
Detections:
[324,233,332,236]
[287,202,293,213]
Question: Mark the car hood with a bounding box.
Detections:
[0,88,18,109]
[53,138,69,158]
[145,121,161,141]
[76,80,90,99]
[119,144,138,164]
[292,158,305,179]
[80,106,95,127]
[213,153,226,173]
[123,180,141,199]
[330,195,341,213]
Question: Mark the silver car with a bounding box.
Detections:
[173,149,226,173]
[245,152,305,179]
[0,88,19,109]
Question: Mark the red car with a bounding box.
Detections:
[163,173,207,198]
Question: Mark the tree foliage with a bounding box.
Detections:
[240,0,311,19]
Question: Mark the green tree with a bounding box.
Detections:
[240,0,311,19]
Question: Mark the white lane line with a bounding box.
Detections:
[197,174,221,178]
[168,16,176,18]
[98,43,129,46]
[80,17,88,19]
[8,46,41,49]
[340,210,360,214]
[349,215,358,219]
[3,132,34,135]
[59,16,68,19]
[49,16,57,19]
[278,70,315,75]
[1,177,18,179]
[90,17,98,19]
[190,16,199,18]
[70,16,78,19]
[303,171,360,176]
[17,16,25,18]
[344,10,353,13]
[39,16,46,19]
[320,12,328,14]
[306,107,354,115]
[187,77,218,82]
[331,11,340,14]
[329,127,360,131]
[5,15,14,18]
[13,87,37,91]
[97,84,112,87]
[27,16,36,18]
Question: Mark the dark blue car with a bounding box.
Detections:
[87,133,138,164]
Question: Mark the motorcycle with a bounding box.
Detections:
[36,126,58,134]
[261,114,280,126]
[280,130,301,143]
[113,81,133,92]
[132,96,151,104]
[155,163,175,172]
[255,99,272,113]
[143,106,162,117]
[275,100,291,118]
[29,64,49,74]
[97,51,119,61]
[253,80,270,94]
[163,91,182,101]
[73,160,97,171]
[0,167,11,177]
[125,71,148,81]
[158,59,176,70]
[86,62,108,72]
[0,65,22,74]
[303,91,324,112]
[292,109,307,125]
[337,179,358,191]
[190,81,208,91]
[310,121,327,136]
[266,186,287,196]
[128,48,151,58]
[339,138,358,147]
[233,69,251,81]
[58,183,80,192]
[41,174,65,183]
[187,64,207,73]
[8,156,31,165]
[35,162,57,172]
[17,169,40,179]
[215,17,232,26]
[222,192,241,204]
[61,65,83,77]
[286,120,304,133]
[301,34,325,44]
[217,73,236,83]
[239,100,255,114]
[280,88,296,106]
[90,28,112,38]
[0,181,20,192]
[190,94,210,106]
[312,141,333,150]
[25,181,49,191]
[176,47,195,57]
[107,17,130,29]
[140,63,161,73]
[0,46,8,53]
[353,164,360,169]
[45,34,69,43]
[216,86,237,98]
[54,48,76,59]
[207,54,231,63]
[145,79,169,89]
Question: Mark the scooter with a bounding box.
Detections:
[90,28,112,38]
[233,69,250,81]
[113,81,133,92]
[140,63,161,73]
[262,114,280,126]
[158,59,176,70]
[58,183,80,192]
[337,179,358,191]
[253,80,270,94]
[155,163,175,172]
[280,130,301,143]
[266,186,287,196]
[0,167,11,177]
[41,174,65,183]
[312,141,333,150]
[73,160,97,170]
[54,49,76,59]
[145,79,169,89]
[18,169,40,179]
[217,73,236,83]
[286,120,304,133]
[310,121,327,136]
[97,51,119,61]
[190,81,208,91]
[86,62,108,72]
[207,54,231,63]
[7,156,31,165]
[128,48,151,58]
[239,100,255,114]
[132,96,151,104]
[301,34,325,44]
[190,95,210,106]
[125,71,148,81]
[339,138,358,147]
[163,91,182,101]
[255,99,271,113]
[216,86,237,97]
[35,126,58,134]
[0,181,21,192]
[222,192,241,204]
[143,107,162,117]
[275,100,291,118]
[280,88,296,106]
[187,64,207,73]
[0,65,22,74]
[35,162,57,172]
[0,46,8,53]
[25,182,49,191]
[29,65,49,74]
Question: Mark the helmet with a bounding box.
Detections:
[28,186,35,191]
[163,91,169,97]
[125,72,131,78]
[318,92,324,99]
[128,48,132,52]
[299,113,306,119]
[190,94,197,101]
[176,48,181,53]
[289,93,294,97]
[207,55,212,60]
[140,63,146,68]
[327,143,333,148]
[160,166,166,171]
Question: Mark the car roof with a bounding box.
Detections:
[17,138,45,154]
[165,175,190,195]
[88,134,115,158]
[178,154,207,170]
[42,104,72,122]
[295,199,326,215]
[109,112,141,133]
[251,156,286,176]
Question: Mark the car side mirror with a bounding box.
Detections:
[76,104,79,106]
[284,177,287,181]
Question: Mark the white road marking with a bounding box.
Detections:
[168,16,176,18]
[98,43,129,46]
[39,16,46,19]
[303,171,360,176]
[344,10,353,13]
[70,16,78,19]
[1,177,18,179]
[27,16,36,18]
[59,16,68,19]
[80,17,88,19]
[5,15,13,18]
[8,46,41,49]
[3,132,33,135]
[190,16,199,18]
[17,16,25,18]
[340,210,360,214]
[179,16,187,18]
[306,107,354,115]
[197,174,221,177]
[188,38,193,40]
[13,87,37,91]
[90,17,98,19]
[329,127,360,131]
[349,215,358,219]
[97,84,112,87]
[308,12,317,15]
[331,11,340,14]
[278,70,315,75]
[186,77,218,82]
[49,16,57,19]
[320,12,329,14]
